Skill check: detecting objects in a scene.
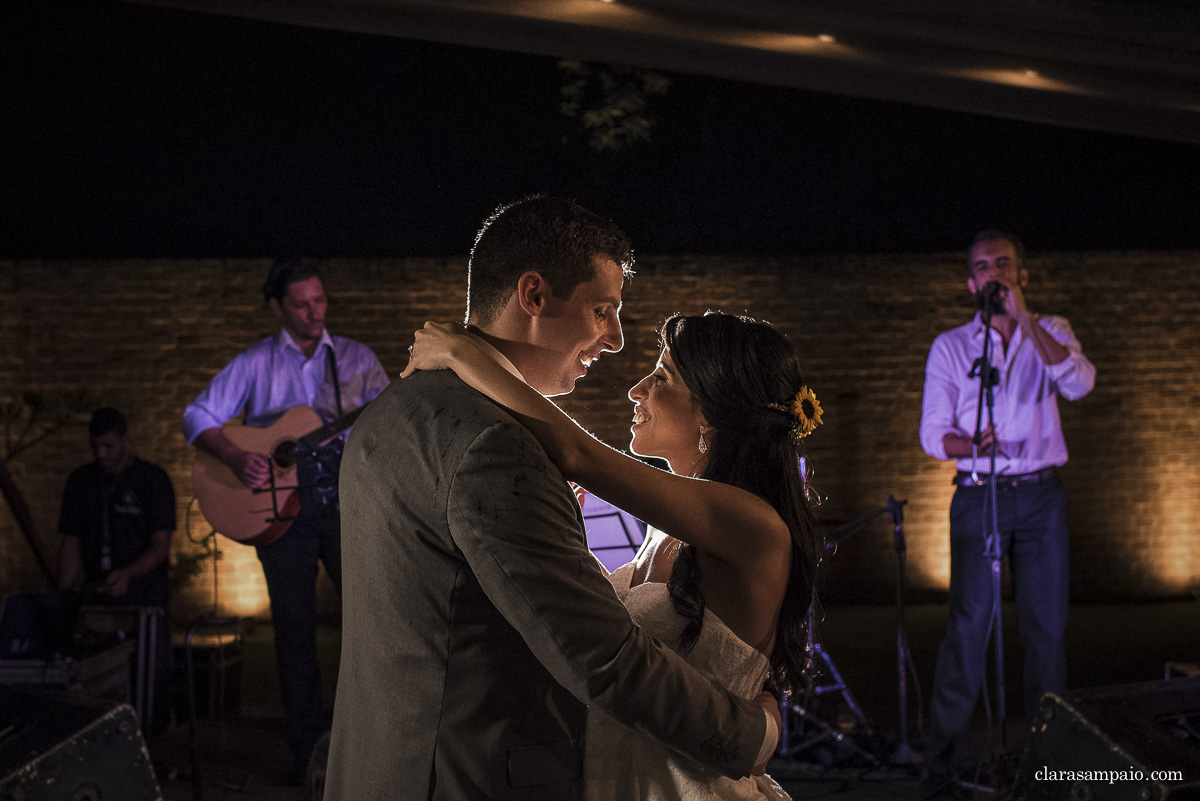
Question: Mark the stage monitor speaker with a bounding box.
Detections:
[0,687,161,801]
[1014,676,1200,801]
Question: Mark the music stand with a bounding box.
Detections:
[582,495,648,573]
[779,498,923,770]
[778,621,877,764]
[777,506,891,767]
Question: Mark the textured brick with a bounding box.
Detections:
[1,252,1197,618]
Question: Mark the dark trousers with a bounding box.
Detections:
[926,477,1069,770]
[255,513,342,771]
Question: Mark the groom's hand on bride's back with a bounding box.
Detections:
[752,689,782,775]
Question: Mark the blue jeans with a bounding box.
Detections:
[926,477,1069,769]
[255,513,341,771]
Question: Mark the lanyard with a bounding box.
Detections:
[100,474,119,572]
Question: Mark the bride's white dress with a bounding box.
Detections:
[584,562,791,800]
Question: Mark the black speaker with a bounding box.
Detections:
[0,687,161,800]
[1014,676,1200,801]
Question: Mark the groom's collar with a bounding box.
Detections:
[467,331,528,385]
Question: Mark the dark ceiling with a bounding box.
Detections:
[123,0,1200,145]
[4,0,1199,257]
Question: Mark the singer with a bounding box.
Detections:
[917,230,1096,797]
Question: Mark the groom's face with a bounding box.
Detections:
[528,255,625,396]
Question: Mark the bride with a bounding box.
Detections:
[403,311,824,800]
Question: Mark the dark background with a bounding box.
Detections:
[4,0,1200,259]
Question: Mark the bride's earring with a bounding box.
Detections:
[698,424,709,454]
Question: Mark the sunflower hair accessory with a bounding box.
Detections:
[768,386,823,443]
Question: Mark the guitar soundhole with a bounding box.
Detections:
[273,440,298,469]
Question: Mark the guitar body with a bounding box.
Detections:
[193,405,323,547]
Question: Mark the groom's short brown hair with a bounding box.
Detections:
[466,195,634,326]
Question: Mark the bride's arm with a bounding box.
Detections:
[401,323,789,566]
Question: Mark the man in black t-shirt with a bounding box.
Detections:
[58,407,176,733]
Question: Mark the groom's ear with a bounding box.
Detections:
[515,271,552,317]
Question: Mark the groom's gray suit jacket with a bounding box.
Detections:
[325,370,767,800]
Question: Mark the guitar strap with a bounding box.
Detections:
[326,344,344,420]
[294,343,346,520]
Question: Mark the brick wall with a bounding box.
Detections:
[2,252,1197,620]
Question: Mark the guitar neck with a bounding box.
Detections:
[297,405,367,450]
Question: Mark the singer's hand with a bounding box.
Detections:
[978,281,1007,317]
[228,450,271,489]
[977,425,999,452]
[943,427,1002,458]
[1000,279,1030,322]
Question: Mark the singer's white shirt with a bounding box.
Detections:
[920,312,1095,474]
[182,328,389,443]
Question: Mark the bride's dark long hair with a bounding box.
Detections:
[661,311,822,697]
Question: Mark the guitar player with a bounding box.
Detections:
[182,257,389,783]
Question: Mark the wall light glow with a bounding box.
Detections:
[1158,489,1200,593]
[218,544,273,617]
[903,472,956,591]
[182,505,273,619]
[912,521,952,590]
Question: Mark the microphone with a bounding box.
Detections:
[977,281,1005,315]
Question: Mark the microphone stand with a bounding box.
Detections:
[887,496,920,766]
[967,294,1006,753]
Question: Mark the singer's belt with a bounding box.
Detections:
[953,466,1058,488]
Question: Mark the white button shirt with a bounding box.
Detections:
[183,328,389,443]
[919,312,1095,474]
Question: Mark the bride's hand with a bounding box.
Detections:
[400,321,470,378]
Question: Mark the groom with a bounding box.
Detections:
[325,196,776,800]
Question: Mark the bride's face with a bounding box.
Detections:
[627,347,707,474]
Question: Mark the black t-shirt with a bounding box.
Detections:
[58,458,176,609]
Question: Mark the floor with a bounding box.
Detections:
[146,600,1200,800]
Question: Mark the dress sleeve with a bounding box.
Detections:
[446,421,766,779]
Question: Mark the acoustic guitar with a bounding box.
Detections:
[192,404,366,546]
